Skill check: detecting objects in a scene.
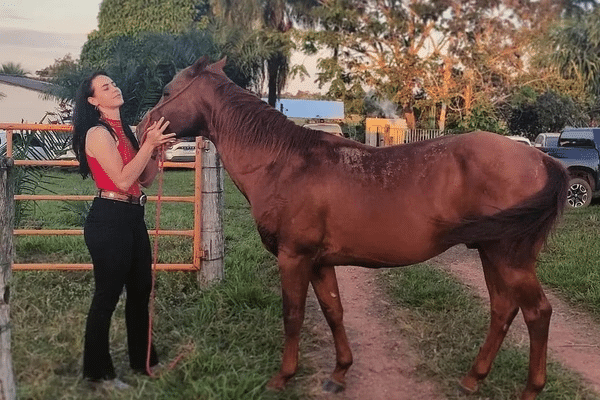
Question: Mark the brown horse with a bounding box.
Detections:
[138,57,569,400]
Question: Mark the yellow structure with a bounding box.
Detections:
[365,118,408,146]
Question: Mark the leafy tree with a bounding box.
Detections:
[303,0,586,130]
[81,0,209,63]
[95,0,202,37]
[53,31,217,123]
[546,6,600,96]
[210,0,320,106]
[508,89,588,136]
[36,55,77,78]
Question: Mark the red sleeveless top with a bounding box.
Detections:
[87,118,142,196]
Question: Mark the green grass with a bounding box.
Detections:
[11,169,315,400]
[538,206,600,316]
[380,265,599,399]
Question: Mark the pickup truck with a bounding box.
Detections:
[543,127,600,207]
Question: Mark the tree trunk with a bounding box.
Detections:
[439,57,451,131]
[0,157,16,400]
[267,58,278,107]
[464,69,474,117]
[403,102,416,129]
[439,102,447,131]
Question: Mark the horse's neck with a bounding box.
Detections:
[219,145,297,213]
[207,127,282,204]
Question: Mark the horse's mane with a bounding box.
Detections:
[208,74,324,157]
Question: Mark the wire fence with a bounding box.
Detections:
[366,128,445,147]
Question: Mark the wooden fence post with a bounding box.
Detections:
[199,139,224,285]
[0,157,16,400]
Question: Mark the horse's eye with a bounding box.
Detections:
[163,91,170,98]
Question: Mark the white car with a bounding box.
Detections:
[533,132,560,148]
[164,139,197,162]
[303,123,344,137]
[507,135,532,146]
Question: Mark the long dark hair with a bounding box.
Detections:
[72,71,139,178]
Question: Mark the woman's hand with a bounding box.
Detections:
[143,117,176,149]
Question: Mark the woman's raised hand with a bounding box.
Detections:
[144,117,176,149]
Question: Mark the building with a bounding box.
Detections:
[0,75,63,123]
[264,98,344,125]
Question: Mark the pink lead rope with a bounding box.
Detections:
[145,146,165,376]
[145,147,193,377]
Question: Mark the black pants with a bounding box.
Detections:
[83,197,158,380]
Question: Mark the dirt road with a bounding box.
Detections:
[303,245,600,399]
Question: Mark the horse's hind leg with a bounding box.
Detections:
[516,271,552,400]
[461,244,551,400]
[311,265,352,392]
[460,247,519,393]
[267,251,312,391]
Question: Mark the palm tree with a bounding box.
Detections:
[547,7,600,96]
[211,0,320,106]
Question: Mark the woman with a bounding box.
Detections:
[72,72,175,390]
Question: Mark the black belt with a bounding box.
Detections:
[97,189,147,206]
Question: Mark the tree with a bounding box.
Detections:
[304,0,583,131]
[95,0,202,36]
[59,0,275,123]
[36,55,77,78]
[508,89,588,136]
[52,31,219,123]
[81,0,209,64]
[546,6,600,96]
[210,0,320,106]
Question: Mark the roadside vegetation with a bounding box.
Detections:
[12,169,315,400]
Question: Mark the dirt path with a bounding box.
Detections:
[302,245,600,399]
[304,265,441,400]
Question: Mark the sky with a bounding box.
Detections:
[1,1,102,74]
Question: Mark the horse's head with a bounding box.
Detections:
[137,56,227,141]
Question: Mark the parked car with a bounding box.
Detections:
[164,138,197,162]
[544,127,600,207]
[56,149,76,160]
[507,135,532,146]
[533,132,560,149]
[303,123,344,137]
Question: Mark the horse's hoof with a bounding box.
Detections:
[458,378,478,395]
[323,378,345,393]
[266,377,285,392]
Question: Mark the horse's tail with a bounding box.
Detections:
[442,156,569,264]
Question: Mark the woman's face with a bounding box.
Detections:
[87,75,124,112]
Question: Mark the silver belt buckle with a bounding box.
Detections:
[139,193,147,206]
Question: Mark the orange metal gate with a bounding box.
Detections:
[0,123,202,271]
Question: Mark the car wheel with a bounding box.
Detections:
[567,177,592,208]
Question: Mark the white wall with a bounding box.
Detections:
[0,83,61,123]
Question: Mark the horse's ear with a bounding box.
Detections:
[189,56,210,77]
[206,57,227,75]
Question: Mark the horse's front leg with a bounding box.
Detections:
[311,265,352,392]
[267,251,312,391]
